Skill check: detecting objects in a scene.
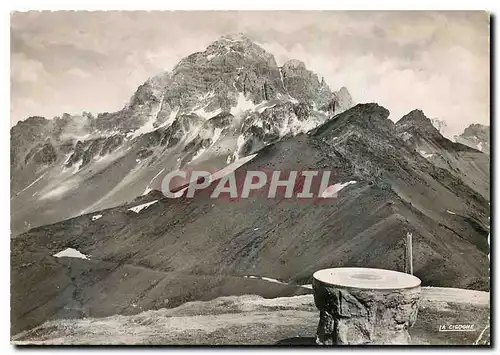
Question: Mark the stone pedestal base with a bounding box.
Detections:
[313,268,421,345]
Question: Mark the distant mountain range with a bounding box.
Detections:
[11,34,490,336]
[455,123,490,155]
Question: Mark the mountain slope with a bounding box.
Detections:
[395,110,490,200]
[12,103,490,334]
[10,34,353,235]
[455,123,490,155]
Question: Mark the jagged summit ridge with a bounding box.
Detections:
[14,33,354,135]
[397,109,434,127]
[394,108,489,200]
[282,59,307,69]
[280,59,330,109]
[118,33,354,133]
[312,102,391,139]
[395,109,458,145]
[11,33,357,234]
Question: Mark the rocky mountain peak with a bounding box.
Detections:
[430,117,448,135]
[461,123,490,137]
[330,87,353,115]
[399,109,429,123]
[394,109,445,148]
[282,59,307,70]
[346,103,391,125]
[313,103,391,138]
[455,123,490,155]
[395,109,437,134]
[10,34,358,218]
[15,115,48,126]
[336,86,350,97]
[203,33,275,64]
[218,33,254,44]
[280,59,332,108]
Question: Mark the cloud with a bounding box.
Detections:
[10,11,489,135]
[11,52,47,83]
[67,67,91,79]
[256,12,489,135]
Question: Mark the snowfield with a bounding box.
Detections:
[53,248,89,260]
[320,181,357,198]
[128,200,159,213]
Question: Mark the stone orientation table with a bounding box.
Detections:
[313,267,421,345]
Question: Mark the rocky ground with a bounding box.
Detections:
[12,287,490,345]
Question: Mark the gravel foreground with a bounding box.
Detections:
[12,287,490,346]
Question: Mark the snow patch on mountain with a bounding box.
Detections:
[419,150,435,159]
[72,160,83,174]
[260,277,287,285]
[130,97,165,139]
[231,93,255,117]
[53,248,89,260]
[289,115,322,135]
[255,100,278,114]
[400,132,412,142]
[275,93,299,104]
[190,148,207,163]
[211,153,258,182]
[143,169,166,195]
[158,107,180,129]
[62,153,72,166]
[128,200,158,213]
[320,181,357,198]
[39,182,74,200]
[19,173,46,193]
[243,275,287,286]
[232,134,246,161]
[194,106,222,120]
[211,128,224,145]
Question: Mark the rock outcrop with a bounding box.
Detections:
[313,268,421,345]
[314,286,421,345]
[430,118,448,136]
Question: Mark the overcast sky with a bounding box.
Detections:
[11,11,489,135]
